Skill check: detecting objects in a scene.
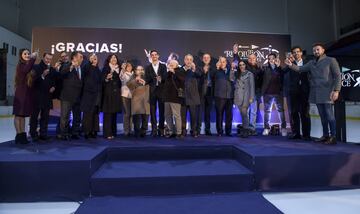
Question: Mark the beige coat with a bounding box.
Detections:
[127,78,150,115]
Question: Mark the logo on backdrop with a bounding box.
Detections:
[341,67,360,88]
[50,42,123,54]
[224,44,279,64]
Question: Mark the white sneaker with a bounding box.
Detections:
[281,128,288,137]
[262,128,270,136]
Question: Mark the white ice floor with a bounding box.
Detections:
[0,117,359,214]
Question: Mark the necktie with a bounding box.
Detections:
[76,67,81,80]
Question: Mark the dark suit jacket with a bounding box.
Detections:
[163,67,186,104]
[246,64,264,95]
[214,68,235,99]
[80,63,102,112]
[261,64,284,95]
[101,65,122,113]
[32,60,56,109]
[59,62,83,103]
[144,63,167,100]
[197,65,216,97]
[284,60,310,95]
[181,66,201,106]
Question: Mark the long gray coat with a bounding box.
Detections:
[289,54,341,104]
[234,70,255,107]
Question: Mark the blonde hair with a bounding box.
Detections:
[89,53,98,65]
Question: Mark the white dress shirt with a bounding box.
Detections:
[152,62,159,75]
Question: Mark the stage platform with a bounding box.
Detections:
[75,193,282,214]
[0,135,359,212]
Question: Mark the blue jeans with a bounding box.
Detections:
[316,103,336,137]
[248,93,261,130]
[263,94,286,129]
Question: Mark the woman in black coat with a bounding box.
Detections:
[101,54,122,139]
[80,53,102,139]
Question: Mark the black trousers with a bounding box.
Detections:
[103,112,118,138]
[82,107,100,135]
[133,114,149,136]
[215,97,233,135]
[30,106,50,137]
[150,93,165,133]
[289,91,311,137]
[181,104,199,134]
[60,100,81,137]
[198,95,213,133]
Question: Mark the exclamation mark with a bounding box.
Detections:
[51,45,55,54]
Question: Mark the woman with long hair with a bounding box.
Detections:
[13,48,38,144]
[101,54,122,139]
[234,60,255,138]
[119,62,134,136]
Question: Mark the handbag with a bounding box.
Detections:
[171,75,184,98]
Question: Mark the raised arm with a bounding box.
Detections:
[286,60,311,72]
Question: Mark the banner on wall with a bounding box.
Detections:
[32,27,291,66]
[341,67,360,101]
[32,27,291,123]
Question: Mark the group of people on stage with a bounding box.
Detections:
[12,42,341,145]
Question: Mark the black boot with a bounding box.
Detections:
[314,136,328,143]
[242,129,249,138]
[20,132,30,144]
[15,134,21,144]
[324,136,337,145]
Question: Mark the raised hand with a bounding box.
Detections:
[191,62,196,71]
[49,87,55,93]
[106,72,113,80]
[284,58,292,66]
[275,58,281,67]
[54,61,61,71]
[216,61,221,70]
[42,69,50,78]
[31,50,39,59]
[121,62,127,70]
[233,44,239,55]
[203,65,209,73]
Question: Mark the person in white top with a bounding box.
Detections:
[120,62,134,136]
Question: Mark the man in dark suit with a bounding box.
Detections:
[54,51,69,139]
[29,52,56,142]
[197,53,216,136]
[214,57,235,137]
[261,53,287,137]
[286,46,311,140]
[285,43,341,145]
[144,50,167,137]
[59,51,84,140]
[180,54,201,137]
